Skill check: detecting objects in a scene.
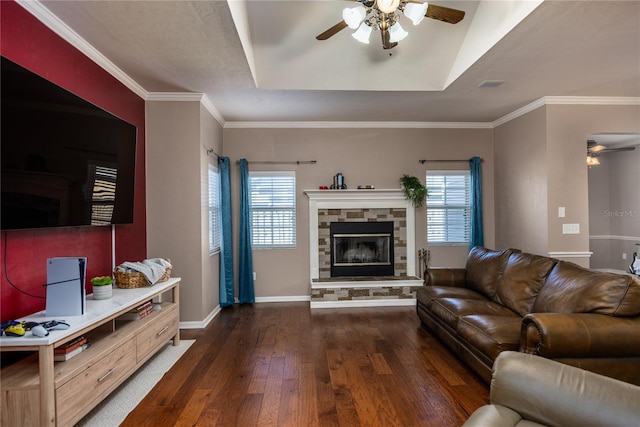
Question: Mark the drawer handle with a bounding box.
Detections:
[98,367,116,383]
[156,326,169,337]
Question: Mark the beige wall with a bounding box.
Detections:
[223,127,495,299]
[494,106,549,255]
[547,105,640,266]
[146,101,222,323]
[145,101,638,322]
[495,104,640,267]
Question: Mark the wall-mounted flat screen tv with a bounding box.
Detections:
[1,56,137,231]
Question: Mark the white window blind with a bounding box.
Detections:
[250,171,296,248]
[426,170,471,244]
[89,164,117,226]
[208,164,221,254]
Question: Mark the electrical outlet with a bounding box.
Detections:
[623,253,627,260]
[562,223,580,234]
[253,272,257,281]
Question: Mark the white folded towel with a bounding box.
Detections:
[119,258,172,284]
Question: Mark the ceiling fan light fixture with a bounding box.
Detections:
[404,2,428,25]
[352,22,372,44]
[388,21,408,42]
[588,144,607,153]
[587,155,600,166]
[343,6,367,29]
[377,0,401,14]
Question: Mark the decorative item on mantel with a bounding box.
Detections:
[114,258,172,288]
[330,172,347,189]
[90,276,114,300]
[400,174,428,207]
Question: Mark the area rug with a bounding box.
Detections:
[76,339,195,427]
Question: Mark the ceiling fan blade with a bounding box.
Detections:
[600,146,637,153]
[316,21,349,40]
[426,4,465,24]
[381,28,398,50]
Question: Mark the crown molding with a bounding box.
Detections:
[493,96,640,127]
[14,0,640,131]
[16,0,148,100]
[544,96,640,105]
[146,92,204,102]
[145,93,225,127]
[492,97,547,127]
[223,121,493,129]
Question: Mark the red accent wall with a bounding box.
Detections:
[0,1,147,320]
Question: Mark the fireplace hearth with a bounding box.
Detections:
[330,221,394,277]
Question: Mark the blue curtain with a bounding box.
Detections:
[238,159,255,304]
[469,156,484,249]
[218,157,235,307]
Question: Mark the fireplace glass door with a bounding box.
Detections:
[330,221,394,277]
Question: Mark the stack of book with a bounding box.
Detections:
[121,301,154,321]
[54,336,90,361]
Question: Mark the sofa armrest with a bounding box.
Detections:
[424,268,467,287]
[463,351,640,427]
[521,313,640,358]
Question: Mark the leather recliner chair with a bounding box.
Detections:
[463,351,640,427]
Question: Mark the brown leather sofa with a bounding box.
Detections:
[463,351,640,427]
[416,246,640,385]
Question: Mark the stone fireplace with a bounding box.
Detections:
[305,189,422,308]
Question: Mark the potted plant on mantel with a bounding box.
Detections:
[400,174,428,208]
[90,276,114,300]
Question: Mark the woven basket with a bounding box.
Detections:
[114,259,171,289]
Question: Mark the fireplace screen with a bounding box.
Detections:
[333,234,391,266]
[330,221,394,277]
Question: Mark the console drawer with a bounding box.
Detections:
[56,338,136,426]
[136,303,179,363]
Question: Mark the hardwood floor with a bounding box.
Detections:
[122,303,489,426]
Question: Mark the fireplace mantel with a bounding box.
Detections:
[304,189,416,281]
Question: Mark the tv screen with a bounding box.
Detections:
[1,56,137,230]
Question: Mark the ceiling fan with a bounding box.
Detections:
[587,140,636,166]
[316,0,465,50]
[587,140,637,154]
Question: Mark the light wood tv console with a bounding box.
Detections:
[0,278,180,426]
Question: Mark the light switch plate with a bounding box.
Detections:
[562,223,580,234]
[558,207,565,218]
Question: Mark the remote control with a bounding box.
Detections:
[41,320,70,330]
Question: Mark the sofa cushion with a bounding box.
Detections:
[457,315,522,361]
[465,247,517,299]
[430,298,519,330]
[494,252,557,316]
[417,286,487,307]
[532,261,640,316]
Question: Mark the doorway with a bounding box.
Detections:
[587,133,640,272]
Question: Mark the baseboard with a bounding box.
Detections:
[310,298,417,309]
[180,295,411,325]
[179,304,221,329]
[255,295,311,303]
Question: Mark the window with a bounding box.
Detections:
[426,170,470,244]
[208,164,221,254]
[249,171,296,248]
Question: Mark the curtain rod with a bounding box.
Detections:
[419,158,483,164]
[206,148,221,158]
[236,160,317,165]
